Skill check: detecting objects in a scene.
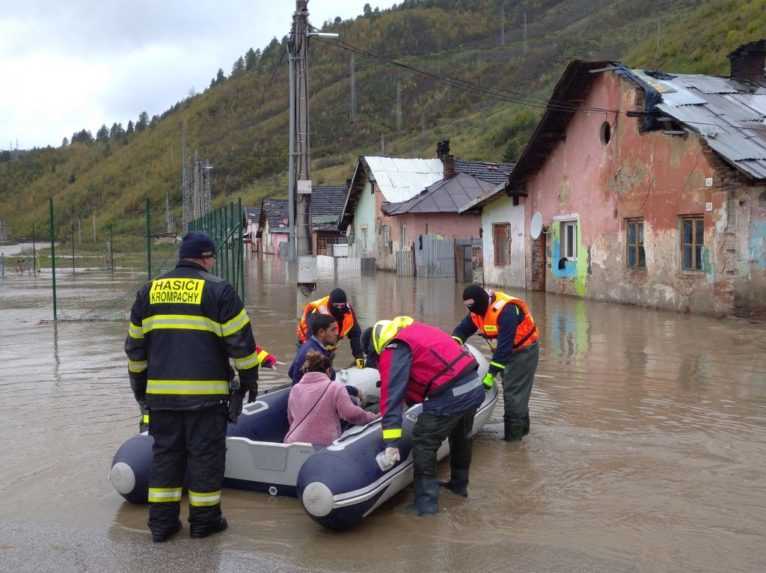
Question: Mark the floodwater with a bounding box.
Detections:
[1,253,766,572]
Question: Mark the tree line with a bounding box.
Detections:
[65,111,160,147]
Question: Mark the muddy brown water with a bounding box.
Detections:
[1,255,765,572]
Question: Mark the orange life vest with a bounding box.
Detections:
[296,295,356,343]
[469,291,539,350]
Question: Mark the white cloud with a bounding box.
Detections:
[0,1,398,148]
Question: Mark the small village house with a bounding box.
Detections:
[340,141,513,271]
[254,185,349,257]
[488,40,766,317]
[258,198,289,255]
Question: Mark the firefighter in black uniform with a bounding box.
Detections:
[125,232,260,542]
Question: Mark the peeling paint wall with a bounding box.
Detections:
[480,194,526,288]
[525,72,766,317]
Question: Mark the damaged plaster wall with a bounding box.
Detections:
[526,71,762,316]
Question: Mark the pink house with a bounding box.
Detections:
[340,141,513,272]
[500,43,766,317]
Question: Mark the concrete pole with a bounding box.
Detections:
[396,79,402,132]
[288,0,318,292]
[288,48,296,261]
[523,11,528,55]
[350,53,357,122]
[500,3,505,46]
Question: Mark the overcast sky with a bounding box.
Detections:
[0,1,398,150]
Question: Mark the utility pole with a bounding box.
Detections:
[286,0,337,293]
[523,11,528,55]
[396,79,402,132]
[181,122,191,231]
[350,53,357,122]
[500,3,505,46]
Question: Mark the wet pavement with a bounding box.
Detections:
[1,252,766,572]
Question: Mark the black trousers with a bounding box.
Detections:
[148,406,227,534]
[412,407,477,482]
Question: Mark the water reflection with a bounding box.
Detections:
[2,257,766,572]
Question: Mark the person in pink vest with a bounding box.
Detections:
[285,351,377,446]
[362,317,485,516]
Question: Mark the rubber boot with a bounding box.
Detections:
[439,468,469,497]
[190,516,228,539]
[504,417,525,442]
[414,478,440,516]
[151,520,182,543]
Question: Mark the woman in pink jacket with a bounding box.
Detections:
[285,351,378,446]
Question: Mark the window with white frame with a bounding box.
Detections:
[561,220,578,260]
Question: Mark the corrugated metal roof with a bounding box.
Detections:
[646,70,766,180]
[363,156,444,203]
[383,173,496,215]
[672,74,740,94]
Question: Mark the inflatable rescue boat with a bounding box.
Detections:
[110,344,497,529]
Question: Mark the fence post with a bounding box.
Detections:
[32,224,37,275]
[49,198,57,321]
[239,198,245,302]
[71,218,76,275]
[145,198,152,280]
[109,224,114,273]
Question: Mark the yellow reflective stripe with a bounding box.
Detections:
[257,350,269,364]
[484,325,498,333]
[128,360,147,373]
[128,322,144,339]
[142,314,222,336]
[142,414,150,424]
[148,487,182,503]
[146,379,230,395]
[221,308,250,337]
[234,350,260,370]
[383,428,403,440]
[188,490,221,507]
[490,361,506,371]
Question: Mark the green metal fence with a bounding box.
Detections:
[1,197,177,322]
[187,199,246,303]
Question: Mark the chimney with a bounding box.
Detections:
[436,139,456,179]
[728,40,766,84]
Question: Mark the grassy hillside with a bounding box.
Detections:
[627,0,766,74]
[1,0,760,242]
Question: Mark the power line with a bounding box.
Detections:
[322,33,613,115]
[324,35,764,134]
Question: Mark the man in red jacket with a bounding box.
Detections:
[363,317,485,516]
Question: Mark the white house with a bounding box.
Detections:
[340,156,445,270]
[460,184,527,289]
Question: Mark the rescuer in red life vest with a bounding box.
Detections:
[363,317,485,516]
[452,284,540,442]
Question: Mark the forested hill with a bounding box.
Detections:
[1,0,764,240]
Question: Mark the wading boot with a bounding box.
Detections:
[504,417,525,442]
[414,478,440,516]
[439,469,469,497]
[151,520,182,543]
[190,517,228,539]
